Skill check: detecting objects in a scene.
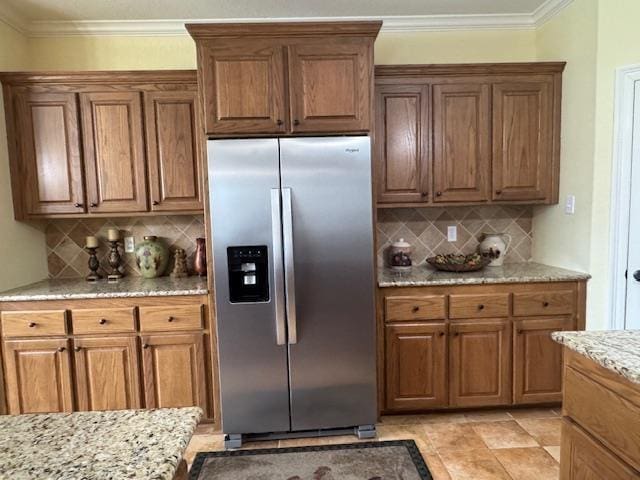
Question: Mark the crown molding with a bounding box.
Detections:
[0,0,574,38]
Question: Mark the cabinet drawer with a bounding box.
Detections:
[385,296,446,322]
[513,290,574,316]
[1,310,67,337]
[449,294,509,319]
[71,308,136,335]
[139,304,203,332]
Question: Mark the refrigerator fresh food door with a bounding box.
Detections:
[209,138,291,435]
[280,136,377,431]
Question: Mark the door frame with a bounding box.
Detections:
[609,64,640,329]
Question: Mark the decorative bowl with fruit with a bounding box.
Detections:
[426,253,491,272]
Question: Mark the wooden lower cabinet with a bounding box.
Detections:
[73,336,141,411]
[514,316,573,404]
[385,322,447,410]
[561,419,638,480]
[141,333,208,412]
[3,338,74,414]
[449,319,511,407]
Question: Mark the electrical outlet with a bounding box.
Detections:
[565,195,576,215]
[124,236,135,253]
[447,225,457,242]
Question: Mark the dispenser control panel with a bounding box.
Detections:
[227,246,269,303]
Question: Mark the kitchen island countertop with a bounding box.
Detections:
[0,276,208,302]
[0,407,202,480]
[378,261,590,288]
[552,329,640,385]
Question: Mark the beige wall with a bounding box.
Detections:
[533,0,600,326]
[0,21,48,291]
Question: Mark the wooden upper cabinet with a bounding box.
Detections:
[492,80,555,202]
[12,91,85,216]
[80,91,148,213]
[197,39,287,135]
[385,322,447,410]
[432,83,490,203]
[73,336,141,412]
[187,21,381,136]
[288,38,372,133]
[3,338,74,414]
[375,85,430,204]
[144,90,203,211]
[449,319,511,407]
[141,333,208,414]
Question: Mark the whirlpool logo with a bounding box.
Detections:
[345,148,360,153]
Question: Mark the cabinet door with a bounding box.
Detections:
[73,336,141,411]
[141,333,208,413]
[80,91,148,213]
[288,38,372,133]
[492,81,554,201]
[144,90,203,212]
[3,338,73,414]
[385,323,447,410]
[14,91,85,215]
[514,316,573,404]
[449,319,511,407]
[432,83,490,203]
[198,39,287,135]
[375,85,430,204]
[561,419,638,480]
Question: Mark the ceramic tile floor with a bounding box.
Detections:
[184,407,563,479]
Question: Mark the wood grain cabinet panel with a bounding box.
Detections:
[144,90,203,212]
[385,323,447,410]
[384,295,446,322]
[492,81,554,202]
[198,39,287,135]
[513,316,573,404]
[1,310,67,337]
[71,307,136,335]
[3,338,73,414]
[513,289,575,317]
[80,91,148,213]
[449,293,510,319]
[288,39,372,133]
[561,419,638,480]
[449,319,511,407]
[139,304,203,332]
[374,85,430,203]
[432,83,490,203]
[141,333,208,413]
[73,336,141,411]
[13,91,85,215]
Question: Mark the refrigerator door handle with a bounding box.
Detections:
[282,187,298,344]
[270,188,287,346]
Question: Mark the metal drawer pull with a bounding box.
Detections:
[99,318,108,325]
[167,316,175,322]
[543,301,550,307]
[74,346,82,352]
[57,347,66,352]
[412,306,420,313]
[478,304,485,310]
[28,322,37,328]
[143,344,149,349]
[439,331,445,337]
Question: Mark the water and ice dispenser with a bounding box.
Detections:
[227,246,269,303]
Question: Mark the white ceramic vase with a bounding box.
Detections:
[479,233,512,266]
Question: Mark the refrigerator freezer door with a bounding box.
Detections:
[209,138,291,435]
[280,136,377,431]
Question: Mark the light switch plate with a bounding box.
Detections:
[124,236,135,253]
[565,195,576,215]
[447,225,457,242]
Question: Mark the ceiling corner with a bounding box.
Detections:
[533,0,575,27]
[0,2,28,35]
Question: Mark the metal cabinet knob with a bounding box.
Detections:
[152,200,159,206]
[439,331,445,337]
[517,330,523,335]
[543,301,550,307]
[277,119,283,126]
[495,190,502,195]
[412,306,420,313]
[90,202,98,208]
[421,192,428,198]
[167,316,175,322]
[74,203,83,208]
[74,346,82,352]
[293,119,300,126]
[435,191,442,197]
[143,344,149,349]
[453,332,459,337]
[28,322,37,328]
[99,318,107,325]
[57,347,66,352]
[633,270,640,282]
[478,304,485,310]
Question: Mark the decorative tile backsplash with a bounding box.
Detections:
[45,216,205,279]
[376,206,532,267]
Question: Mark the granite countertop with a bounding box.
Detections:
[378,261,590,288]
[0,407,202,480]
[552,330,640,385]
[0,276,208,302]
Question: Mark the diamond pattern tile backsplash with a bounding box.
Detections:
[377,206,532,267]
[45,216,206,279]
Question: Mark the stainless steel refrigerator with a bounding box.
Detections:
[208,136,377,448]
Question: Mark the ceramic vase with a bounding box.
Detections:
[135,236,170,278]
[389,238,412,273]
[479,233,512,266]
